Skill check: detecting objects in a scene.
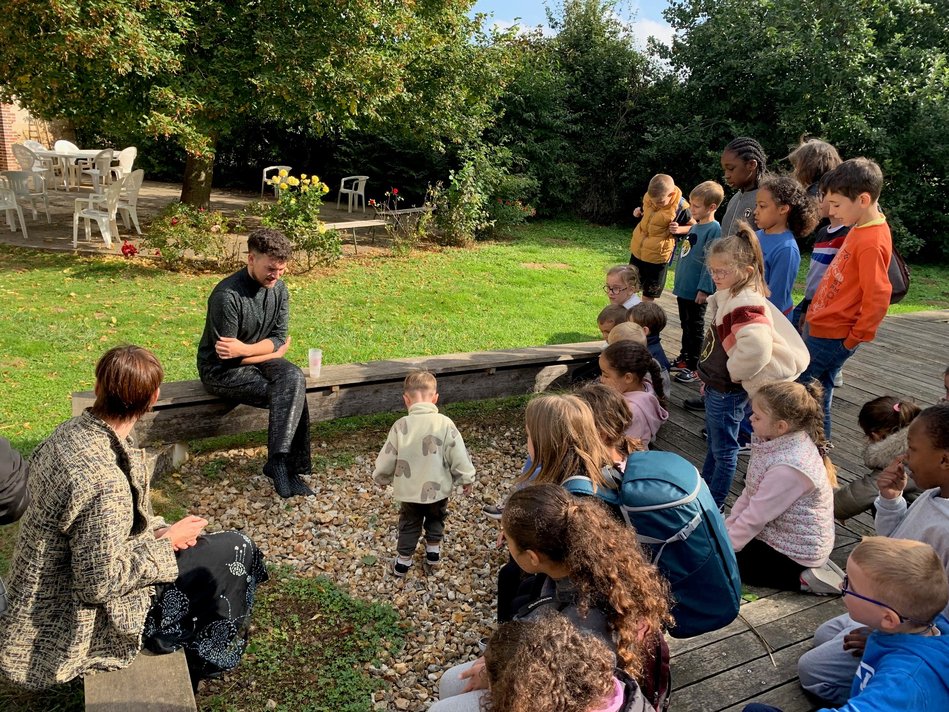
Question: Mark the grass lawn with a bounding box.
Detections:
[2,219,947,455]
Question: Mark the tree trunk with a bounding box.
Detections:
[179,144,216,208]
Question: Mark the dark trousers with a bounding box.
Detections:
[143,531,268,684]
[735,538,805,592]
[397,498,448,557]
[200,358,311,473]
[676,296,707,368]
[629,254,669,299]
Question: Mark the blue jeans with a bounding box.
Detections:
[798,336,857,439]
[702,386,748,507]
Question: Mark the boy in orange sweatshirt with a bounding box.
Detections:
[800,158,892,439]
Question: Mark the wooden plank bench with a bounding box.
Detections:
[71,342,602,447]
[84,649,196,712]
[321,219,387,253]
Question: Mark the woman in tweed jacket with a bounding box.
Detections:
[0,345,267,689]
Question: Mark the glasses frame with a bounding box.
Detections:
[709,267,737,279]
[840,574,933,628]
[603,284,629,295]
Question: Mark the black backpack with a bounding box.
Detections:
[888,247,910,304]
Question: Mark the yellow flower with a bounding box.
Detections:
[301,186,310,193]
[301,177,310,185]
[278,169,289,178]
[320,183,329,195]
[301,173,308,180]
[287,176,300,186]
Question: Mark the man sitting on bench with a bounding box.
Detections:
[197,228,313,497]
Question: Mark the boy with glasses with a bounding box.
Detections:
[743,537,949,712]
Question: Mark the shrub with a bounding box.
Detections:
[260,171,341,270]
[142,203,242,270]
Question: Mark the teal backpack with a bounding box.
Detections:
[563,450,741,638]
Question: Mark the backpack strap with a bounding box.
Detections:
[562,474,621,506]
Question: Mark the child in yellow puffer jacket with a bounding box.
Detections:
[629,173,692,301]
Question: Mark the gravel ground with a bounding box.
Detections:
[173,406,527,711]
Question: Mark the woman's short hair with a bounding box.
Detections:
[91,345,164,421]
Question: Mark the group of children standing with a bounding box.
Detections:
[368,135,948,711]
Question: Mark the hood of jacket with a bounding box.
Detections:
[863,427,909,471]
[857,615,949,703]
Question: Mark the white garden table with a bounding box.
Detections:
[33,148,105,191]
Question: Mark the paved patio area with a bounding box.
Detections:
[0,180,384,256]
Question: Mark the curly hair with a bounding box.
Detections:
[917,402,949,450]
[502,484,673,678]
[758,173,819,239]
[519,395,614,492]
[753,380,837,487]
[601,341,667,408]
[247,227,293,261]
[483,615,616,712]
[575,382,646,458]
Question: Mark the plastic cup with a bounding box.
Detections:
[308,348,323,378]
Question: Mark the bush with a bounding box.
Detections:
[142,203,242,270]
[260,171,342,270]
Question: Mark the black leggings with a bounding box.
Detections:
[735,538,806,591]
[200,358,311,473]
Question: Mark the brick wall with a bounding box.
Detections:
[0,103,16,170]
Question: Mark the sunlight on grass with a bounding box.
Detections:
[1,221,946,454]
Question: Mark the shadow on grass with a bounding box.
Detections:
[0,677,82,712]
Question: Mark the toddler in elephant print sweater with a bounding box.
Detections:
[373,371,475,577]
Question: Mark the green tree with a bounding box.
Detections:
[0,0,514,207]
[654,0,949,257]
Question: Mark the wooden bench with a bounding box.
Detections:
[71,342,602,447]
[321,219,387,253]
[84,649,196,712]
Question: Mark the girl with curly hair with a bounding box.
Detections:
[432,484,672,712]
[480,614,656,712]
[496,395,617,622]
[753,173,819,316]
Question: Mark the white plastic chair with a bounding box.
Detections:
[81,149,115,193]
[54,140,82,190]
[109,147,138,181]
[11,144,52,181]
[0,185,28,239]
[1,170,50,223]
[73,175,126,248]
[23,139,47,151]
[261,165,292,197]
[117,169,144,235]
[337,175,368,213]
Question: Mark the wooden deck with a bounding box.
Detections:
[651,298,949,712]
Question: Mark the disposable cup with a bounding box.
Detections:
[308,348,323,378]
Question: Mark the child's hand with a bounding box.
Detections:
[633,207,643,218]
[462,483,472,496]
[460,657,488,692]
[695,290,709,305]
[877,457,907,500]
[843,627,871,657]
[668,221,689,235]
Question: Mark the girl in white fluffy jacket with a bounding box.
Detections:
[696,222,809,506]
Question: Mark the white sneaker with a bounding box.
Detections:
[800,560,845,596]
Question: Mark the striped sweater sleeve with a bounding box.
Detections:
[721,302,774,384]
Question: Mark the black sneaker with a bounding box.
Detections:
[482,504,503,520]
[670,356,689,372]
[392,558,412,577]
[683,396,706,412]
[425,550,441,566]
[674,369,698,384]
